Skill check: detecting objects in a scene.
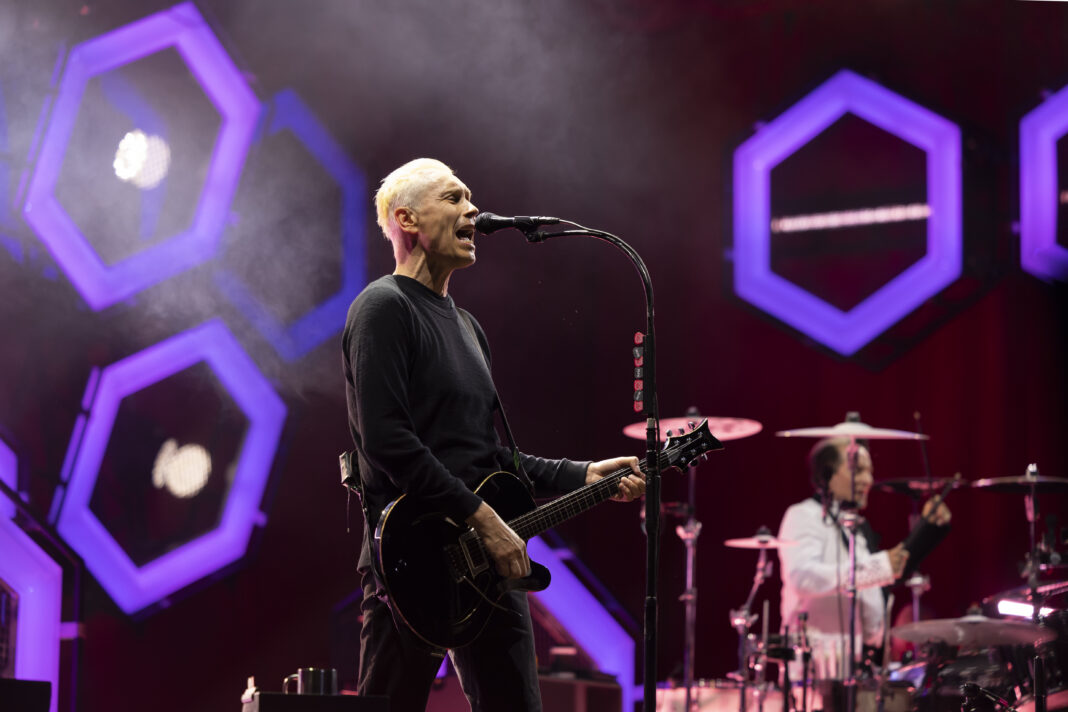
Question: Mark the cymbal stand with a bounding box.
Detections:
[842,436,862,712]
[904,573,931,623]
[909,412,933,624]
[729,539,773,712]
[1023,464,1041,625]
[676,460,703,712]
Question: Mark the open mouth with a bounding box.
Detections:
[456,226,475,242]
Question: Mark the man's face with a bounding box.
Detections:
[406,172,478,269]
[827,444,873,508]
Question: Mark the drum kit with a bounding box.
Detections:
[623,412,1068,712]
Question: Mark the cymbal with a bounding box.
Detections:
[873,477,968,496]
[972,475,1068,494]
[724,533,797,549]
[776,421,928,440]
[623,416,762,443]
[890,614,1057,648]
[981,580,1068,605]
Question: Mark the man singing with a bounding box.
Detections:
[343,158,645,711]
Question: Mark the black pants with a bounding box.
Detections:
[356,568,542,712]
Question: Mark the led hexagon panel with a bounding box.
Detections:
[215,89,368,361]
[1,437,15,520]
[733,70,962,355]
[56,320,286,613]
[0,442,62,712]
[1020,83,1068,282]
[0,517,63,712]
[22,2,259,310]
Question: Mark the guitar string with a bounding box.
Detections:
[508,447,685,538]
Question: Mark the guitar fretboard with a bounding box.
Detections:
[507,450,677,540]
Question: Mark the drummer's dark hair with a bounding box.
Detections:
[809,438,844,492]
[808,437,871,491]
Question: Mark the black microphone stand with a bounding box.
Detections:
[517,223,662,711]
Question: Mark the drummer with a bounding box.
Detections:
[778,437,951,679]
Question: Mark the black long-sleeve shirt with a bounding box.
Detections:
[343,275,588,570]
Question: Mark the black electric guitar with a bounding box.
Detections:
[372,419,723,650]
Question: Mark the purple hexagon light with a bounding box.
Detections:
[215,89,368,361]
[0,442,62,712]
[1,437,15,520]
[733,70,962,355]
[56,320,286,614]
[22,2,259,310]
[1020,83,1068,282]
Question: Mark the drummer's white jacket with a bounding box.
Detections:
[778,497,895,678]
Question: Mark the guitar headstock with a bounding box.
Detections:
[663,419,724,470]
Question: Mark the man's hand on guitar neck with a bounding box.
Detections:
[466,501,531,579]
[586,456,646,502]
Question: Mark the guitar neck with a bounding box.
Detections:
[508,455,664,540]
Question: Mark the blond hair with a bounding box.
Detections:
[373,158,454,241]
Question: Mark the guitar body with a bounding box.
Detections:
[370,419,722,650]
[373,471,550,650]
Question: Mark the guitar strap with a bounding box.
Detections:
[459,310,536,496]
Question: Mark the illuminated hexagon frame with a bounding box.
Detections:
[0,443,63,712]
[1020,83,1068,282]
[1,437,15,520]
[733,69,962,356]
[215,89,368,361]
[528,537,635,712]
[0,519,63,712]
[56,319,286,614]
[22,2,259,310]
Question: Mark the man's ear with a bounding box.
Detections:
[395,206,418,234]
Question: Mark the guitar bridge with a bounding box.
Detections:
[458,530,490,577]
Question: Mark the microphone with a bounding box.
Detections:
[474,212,560,235]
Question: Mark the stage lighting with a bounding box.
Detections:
[770,203,930,233]
[151,438,211,499]
[215,89,368,362]
[112,129,171,189]
[1019,80,1068,281]
[733,69,961,356]
[22,2,259,310]
[0,470,62,712]
[56,320,286,614]
[998,600,1054,618]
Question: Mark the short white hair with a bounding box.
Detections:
[373,158,454,241]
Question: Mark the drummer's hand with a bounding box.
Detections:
[586,457,645,502]
[887,543,910,579]
[922,498,951,526]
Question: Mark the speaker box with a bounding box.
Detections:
[242,692,388,712]
[0,679,51,712]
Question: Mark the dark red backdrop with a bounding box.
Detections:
[1,1,1067,711]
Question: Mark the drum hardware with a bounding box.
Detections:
[960,681,1019,712]
[726,531,778,712]
[627,411,764,712]
[973,466,1068,625]
[630,410,765,712]
[904,574,934,624]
